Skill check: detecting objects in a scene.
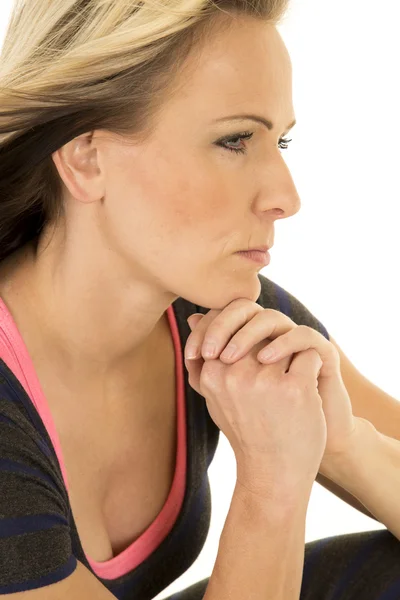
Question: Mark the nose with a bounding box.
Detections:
[259,154,302,220]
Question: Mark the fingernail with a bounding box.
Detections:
[220,344,238,360]
[260,347,276,361]
[202,341,217,358]
[185,343,200,359]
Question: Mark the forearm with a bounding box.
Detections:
[321,416,400,540]
[204,481,311,600]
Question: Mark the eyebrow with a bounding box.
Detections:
[213,114,297,133]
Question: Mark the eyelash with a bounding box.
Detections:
[216,130,293,155]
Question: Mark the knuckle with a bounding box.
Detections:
[225,329,244,348]
[264,308,294,323]
[297,324,312,336]
[304,347,320,362]
[264,308,281,316]
[200,360,222,389]
[329,342,341,364]
[188,320,206,337]
[228,297,252,309]
[282,376,307,399]
[262,309,297,336]
[203,322,226,343]
[227,299,263,321]
[329,340,339,357]
[195,309,218,330]
[224,368,240,392]
[257,369,277,391]
[225,360,254,389]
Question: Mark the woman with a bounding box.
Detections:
[1,1,400,599]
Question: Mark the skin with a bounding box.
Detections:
[0,14,301,396]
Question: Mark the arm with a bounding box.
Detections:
[320,416,400,541]
[204,481,311,600]
[315,471,378,522]
[316,335,400,523]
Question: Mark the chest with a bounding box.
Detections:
[48,342,177,562]
[0,254,182,561]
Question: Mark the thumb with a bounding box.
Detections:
[288,349,323,383]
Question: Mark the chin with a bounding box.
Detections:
[186,273,261,310]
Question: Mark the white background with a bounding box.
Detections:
[1,0,399,597]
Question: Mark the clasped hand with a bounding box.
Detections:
[184,298,357,470]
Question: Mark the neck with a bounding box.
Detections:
[0,234,177,386]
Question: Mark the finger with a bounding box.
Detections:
[217,308,298,363]
[199,299,265,361]
[184,309,221,360]
[187,314,205,331]
[185,300,259,361]
[185,316,208,393]
[287,348,323,383]
[257,326,340,378]
[184,353,204,395]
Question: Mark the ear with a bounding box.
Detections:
[51,131,104,204]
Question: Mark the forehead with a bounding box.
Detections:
[161,16,294,127]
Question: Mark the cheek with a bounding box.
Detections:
[103,147,243,262]
[136,161,233,238]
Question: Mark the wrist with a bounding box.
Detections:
[319,417,378,479]
[234,478,310,523]
[234,469,313,515]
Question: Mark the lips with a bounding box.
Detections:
[236,249,271,266]
[242,244,272,252]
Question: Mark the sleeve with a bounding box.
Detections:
[256,273,330,341]
[0,397,78,595]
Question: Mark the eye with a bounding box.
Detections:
[215,131,254,154]
[215,131,293,155]
[279,136,292,150]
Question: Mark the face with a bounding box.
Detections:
[53,15,301,310]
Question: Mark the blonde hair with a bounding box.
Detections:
[0,0,290,263]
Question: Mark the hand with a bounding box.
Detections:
[184,299,357,471]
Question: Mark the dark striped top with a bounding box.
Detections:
[0,273,329,599]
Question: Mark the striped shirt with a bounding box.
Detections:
[0,273,329,598]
